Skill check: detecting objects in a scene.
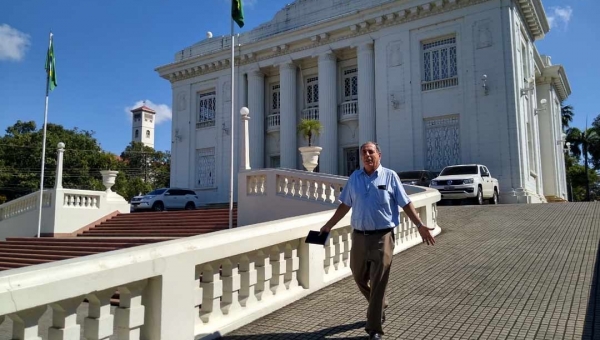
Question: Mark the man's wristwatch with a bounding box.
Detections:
[416,223,424,229]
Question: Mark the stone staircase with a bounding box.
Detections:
[0,206,237,272]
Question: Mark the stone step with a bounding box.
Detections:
[89,225,229,230]
[6,237,172,244]
[0,256,54,265]
[0,249,99,257]
[0,243,125,252]
[98,219,234,226]
[79,231,221,237]
[115,209,235,219]
[0,262,26,269]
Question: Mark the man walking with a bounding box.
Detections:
[320,141,436,339]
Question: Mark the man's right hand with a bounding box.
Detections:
[319,225,332,235]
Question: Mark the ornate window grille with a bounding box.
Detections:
[425,115,461,171]
[422,37,458,91]
[270,84,281,114]
[305,76,319,108]
[196,147,216,189]
[196,91,216,129]
[343,67,358,101]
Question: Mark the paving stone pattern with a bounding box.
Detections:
[224,203,600,340]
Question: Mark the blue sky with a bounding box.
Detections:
[0,0,597,154]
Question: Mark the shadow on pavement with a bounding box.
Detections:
[213,321,367,339]
[583,239,600,339]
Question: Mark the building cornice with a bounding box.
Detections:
[156,0,494,83]
[516,0,550,41]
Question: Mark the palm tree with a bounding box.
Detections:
[566,127,600,201]
[297,119,323,146]
[561,105,574,131]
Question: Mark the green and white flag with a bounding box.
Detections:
[45,33,57,92]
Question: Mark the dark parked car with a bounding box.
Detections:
[397,170,438,187]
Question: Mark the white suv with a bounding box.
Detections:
[429,164,499,205]
[131,188,202,211]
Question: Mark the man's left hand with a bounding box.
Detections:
[417,225,436,245]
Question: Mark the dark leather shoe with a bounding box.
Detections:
[369,332,383,340]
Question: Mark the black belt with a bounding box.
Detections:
[353,228,394,235]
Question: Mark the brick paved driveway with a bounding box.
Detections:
[223,203,600,340]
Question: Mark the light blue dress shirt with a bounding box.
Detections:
[339,165,411,231]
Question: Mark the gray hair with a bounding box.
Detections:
[360,141,381,153]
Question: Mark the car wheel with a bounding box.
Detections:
[475,188,483,205]
[152,201,165,211]
[185,202,195,210]
[489,190,499,204]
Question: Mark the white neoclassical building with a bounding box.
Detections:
[156,0,571,204]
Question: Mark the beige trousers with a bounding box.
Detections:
[350,230,395,334]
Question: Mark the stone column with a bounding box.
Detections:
[318,51,338,174]
[240,107,250,170]
[358,41,376,146]
[55,142,65,189]
[247,69,265,168]
[279,62,297,169]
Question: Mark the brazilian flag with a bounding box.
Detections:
[232,0,244,28]
[45,34,57,92]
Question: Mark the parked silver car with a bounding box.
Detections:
[130,188,201,211]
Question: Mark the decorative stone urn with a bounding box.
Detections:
[100,170,119,192]
[299,146,322,172]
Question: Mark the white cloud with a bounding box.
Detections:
[0,24,31,61]
[125,100,172,125]
[547,6,573,30]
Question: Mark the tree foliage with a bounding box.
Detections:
[0,121,170,202]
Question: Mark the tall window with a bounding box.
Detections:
[343,67,358,101]
[197,90,216,128]
[133,113,141,122]
[196,148,216,188]
[270,155,280,168]
[422,36,458,91]
[135,129,139,138]
[270,84,280,114]
[526,121,535,172]
[146,130,150,138]
[305,76,319,108]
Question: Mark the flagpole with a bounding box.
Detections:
[37,32,52,238]
[228,16,235,229]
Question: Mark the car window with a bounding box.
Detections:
[185,190,197,196]
[439,166,478,176]
[147,188,167,195]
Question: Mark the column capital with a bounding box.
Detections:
[318,51,337,62]
[358,41,374,52]
[248,68,264,78]
[278,61,296,71]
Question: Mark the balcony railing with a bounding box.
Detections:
[266,113,280,133]
[339,100,358,122]
[301,108,319,121]
[0,168,441,339]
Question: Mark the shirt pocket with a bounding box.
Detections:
[376,188,391,205]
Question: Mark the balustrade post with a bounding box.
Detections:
[324,231,336,274]
[55,142,65,189]
[284,242,300,290]
[255,250,273,301]
[115,280,147,340]
[221,259,242,315]
[84,289,115,340]
[239,254,258,307]
[8,306,46,340]
[199,264,224,323]
[49,297,83,340]
[270,245,287,295]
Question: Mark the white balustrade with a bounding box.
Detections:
[339,100,358,121]
[63,192,100,209]
[246,175,266,195]
[0,169,441,339]
[0,191,52,221]
[265,113,280,132]
[301,107,319,120]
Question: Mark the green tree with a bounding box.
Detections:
[566,127,600,201]
[0,121,113,200]
[561,105,575,131]
[297,119,323,146]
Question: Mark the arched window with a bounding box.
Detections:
[135,129,139,138]
[146,130,151,138]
